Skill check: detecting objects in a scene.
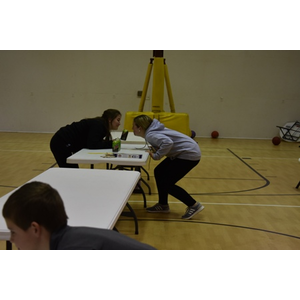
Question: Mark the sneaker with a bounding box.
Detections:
[182,202,204,219]
[147,203,170,213]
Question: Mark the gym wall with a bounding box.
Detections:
[0,50,300,139]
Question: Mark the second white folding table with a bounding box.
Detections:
[67,143,151,207]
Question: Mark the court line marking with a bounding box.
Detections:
[0,150,49,153]
[190,148,271,194]
[129,199,300,208]
[200,202,300,208]
[0,185,18,189]
[140,176,265,181]
[118,219,300,241]
[202,155,298,160]
[192,193,300,196]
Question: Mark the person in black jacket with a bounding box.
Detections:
[50,109,122,168]
[2,181,156,250]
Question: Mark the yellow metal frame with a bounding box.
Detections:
[138,53,175,113]
[130,51,192,137]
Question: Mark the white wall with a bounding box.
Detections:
[1,50,300,138]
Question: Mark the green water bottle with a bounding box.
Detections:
[121,129,128,140]
[112,138,121,152]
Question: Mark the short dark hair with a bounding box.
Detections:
[2,181,68,232]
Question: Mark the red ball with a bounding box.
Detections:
[272,136,281,145]
[211,131,219,138]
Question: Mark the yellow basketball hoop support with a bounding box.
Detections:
[138,50,175,113]
[127,50,191,137]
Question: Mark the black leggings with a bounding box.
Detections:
[50,134,79,168]
[154,157,200,207]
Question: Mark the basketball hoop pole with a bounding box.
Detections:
[138,58,153,112]
[138,50,175,113]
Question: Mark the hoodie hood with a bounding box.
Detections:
[146,119,165,133]
[144,119,201,161]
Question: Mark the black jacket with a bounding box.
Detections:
[56,118,112,152]
[50,225,156,250]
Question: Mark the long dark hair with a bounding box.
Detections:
[100,109,121,140]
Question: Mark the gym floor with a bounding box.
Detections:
[1,132,300,250]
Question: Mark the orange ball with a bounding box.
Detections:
[211,131,219,138]
[272,136,281,145]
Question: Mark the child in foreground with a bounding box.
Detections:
[2,181,155,250]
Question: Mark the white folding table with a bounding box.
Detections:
[67,144,151,207]
[0,168,140,249]
[66,143,149,167]
[111,131,146,144]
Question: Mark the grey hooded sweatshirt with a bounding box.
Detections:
[145,119,201,161]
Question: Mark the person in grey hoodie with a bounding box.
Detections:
[132,115,204,219]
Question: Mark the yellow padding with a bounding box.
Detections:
[124,111,155,131]
[124,111,191,136]
[157,112,191,136]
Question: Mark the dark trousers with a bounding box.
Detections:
[154,157,200,207]
[50,134,79,168]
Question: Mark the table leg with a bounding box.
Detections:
[106,164,149,206]
[139,178,151,195]
[141,166,150,180]
[6,241,12,250]
[133,181,147,208]
[134,167,151,195]
[121,203,139,235]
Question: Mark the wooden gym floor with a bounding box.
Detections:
[1,132,300,250]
